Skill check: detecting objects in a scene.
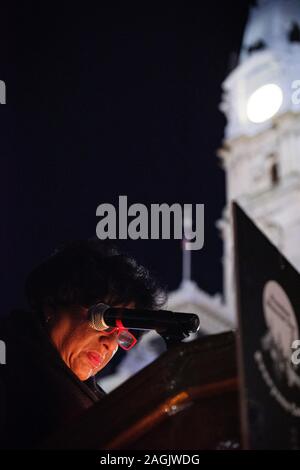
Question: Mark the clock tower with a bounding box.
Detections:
[218,0,300,317]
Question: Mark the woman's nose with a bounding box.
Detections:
[99,332,119,354]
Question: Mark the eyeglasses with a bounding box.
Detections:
[104,320,138,351]
[88,304,137,351]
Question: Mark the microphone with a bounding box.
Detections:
[88,302,200,335]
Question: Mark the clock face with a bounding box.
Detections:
[246,83,283,123]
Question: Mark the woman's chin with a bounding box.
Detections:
[71,358,97,381]
[75,366,95,381]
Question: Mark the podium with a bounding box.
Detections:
[46,331,240,450]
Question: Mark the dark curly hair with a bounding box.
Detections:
[25,239,166,314]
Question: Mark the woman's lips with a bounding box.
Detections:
[86,351,104,368]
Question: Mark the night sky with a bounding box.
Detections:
[1,2,253,316]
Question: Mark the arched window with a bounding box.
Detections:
[288,22,300,43]
[270,161,279,186]
[267,153,279,187]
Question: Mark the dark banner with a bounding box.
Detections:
[233,203,300,449]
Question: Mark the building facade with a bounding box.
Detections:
[99,0,300,391]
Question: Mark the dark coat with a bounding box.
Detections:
[0,309,106,449]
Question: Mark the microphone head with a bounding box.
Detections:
[88,302,110,331]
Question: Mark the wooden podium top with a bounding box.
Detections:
[45,331,240,450]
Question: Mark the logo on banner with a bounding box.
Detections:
[254,280,300,417]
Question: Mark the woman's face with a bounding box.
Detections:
[45,303,133,381]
